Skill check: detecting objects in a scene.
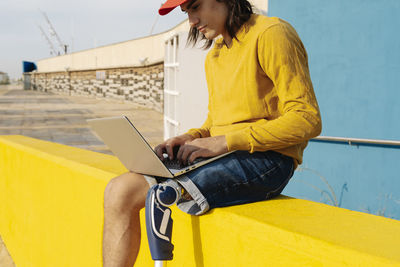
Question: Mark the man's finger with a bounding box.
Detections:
[180,145,196,164]
[176,145,184,161]
[165,143,175,160]
[188,150,200,163]
[189,149,209,163]
[154,144,165,160]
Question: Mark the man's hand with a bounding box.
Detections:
[176,135,228,164]
[154,134,196,161]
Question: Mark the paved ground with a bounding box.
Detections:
[0,83,164,266]
[0,84,164,152]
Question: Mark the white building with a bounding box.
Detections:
[0,71,10,84]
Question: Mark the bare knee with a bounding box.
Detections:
[104,172,149,214]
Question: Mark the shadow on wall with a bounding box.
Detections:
[191,216,205,267]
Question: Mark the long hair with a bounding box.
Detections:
[187,0,253,49]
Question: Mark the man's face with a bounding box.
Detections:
[181,0,229,41]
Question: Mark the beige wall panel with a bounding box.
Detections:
[36,21,189,73]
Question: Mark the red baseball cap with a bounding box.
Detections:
[159,0,190,15]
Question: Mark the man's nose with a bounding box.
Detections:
[188,14,199,27]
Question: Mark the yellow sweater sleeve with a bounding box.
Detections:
[186,113,212,138]
[225,24,322,152]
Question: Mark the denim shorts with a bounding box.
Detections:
[145,150,294,215]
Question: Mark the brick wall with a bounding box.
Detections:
[30,63,164,113]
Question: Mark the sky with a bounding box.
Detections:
[0,0,188,79]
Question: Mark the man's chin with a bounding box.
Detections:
[203,33,217,41]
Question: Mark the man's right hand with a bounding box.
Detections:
[154,134,196,161]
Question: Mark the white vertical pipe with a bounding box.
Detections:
[173,35,178,136]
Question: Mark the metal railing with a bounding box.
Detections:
[311,136,400,147]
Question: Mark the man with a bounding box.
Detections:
[102,0,321,266]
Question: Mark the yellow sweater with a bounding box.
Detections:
[187,14,322,167]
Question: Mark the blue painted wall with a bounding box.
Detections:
[268,0,400,219]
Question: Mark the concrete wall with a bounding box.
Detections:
[268,0,400,219]
[30,21,190,113]
[30,64,164,112]
[36,21,189,73]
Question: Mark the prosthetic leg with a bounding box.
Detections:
[145,179,182,267]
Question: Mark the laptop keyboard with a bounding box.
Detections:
[164,158,186,169]
[162,146,207,170]
[163,157,205,170]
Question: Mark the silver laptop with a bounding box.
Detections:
[87,116,233,178]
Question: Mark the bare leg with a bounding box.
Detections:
[103,172,150,267]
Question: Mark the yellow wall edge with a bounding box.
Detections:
[1,135,399,267]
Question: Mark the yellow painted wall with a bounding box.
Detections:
[1,135,400,266]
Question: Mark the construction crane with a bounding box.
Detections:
[149,1,164,35]
[39,9,68,55]
[37,25,58,56]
